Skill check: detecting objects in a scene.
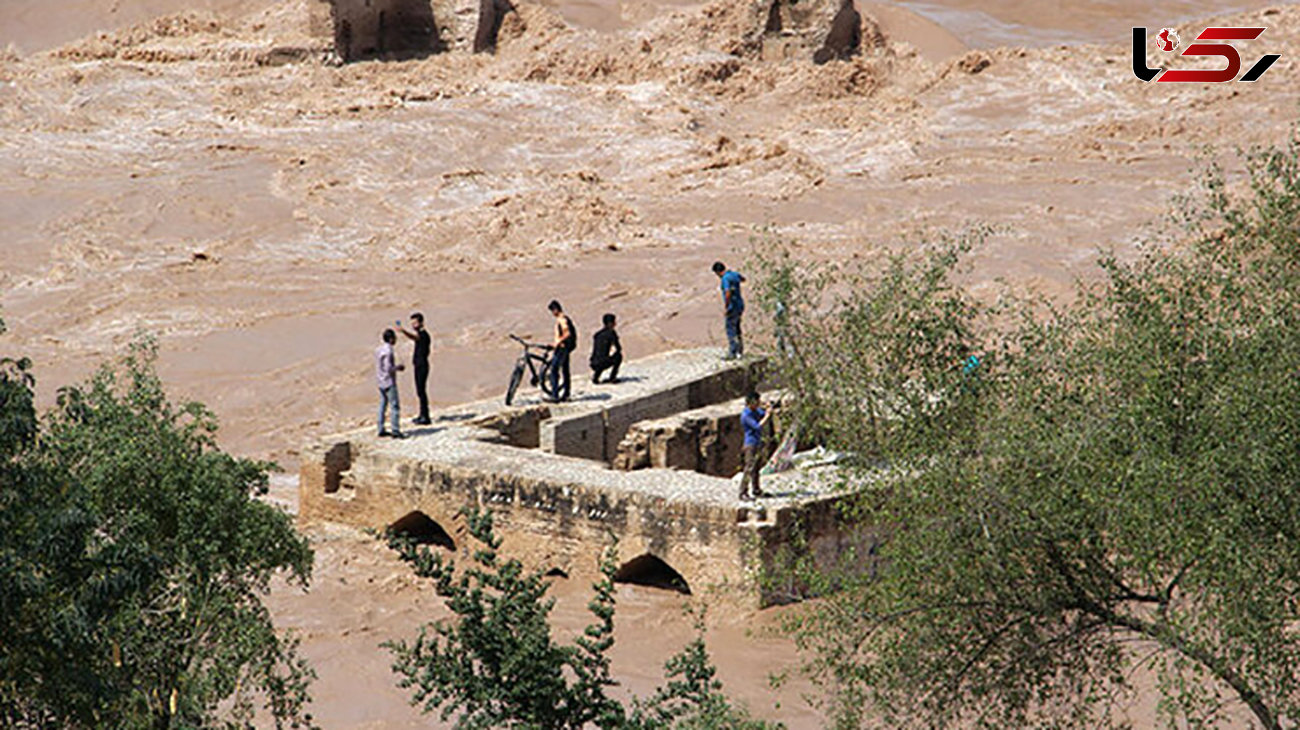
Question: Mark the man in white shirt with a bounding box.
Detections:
[375,329,406,438]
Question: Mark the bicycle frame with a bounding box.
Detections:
[505,334,555,405]
[520,348,549,383]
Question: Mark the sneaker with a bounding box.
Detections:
[412,417,432,425]
[378,431,390,438]
[591,374,601,384]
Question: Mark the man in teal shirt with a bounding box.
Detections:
[712,261,745,359]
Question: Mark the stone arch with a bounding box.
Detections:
[388,510,456,551]
[612,554,691,594]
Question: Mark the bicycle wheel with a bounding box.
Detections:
[505,361,526,405]
[538,356,557,399]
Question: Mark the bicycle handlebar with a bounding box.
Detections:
[509,334,552,351]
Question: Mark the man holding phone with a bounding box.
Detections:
[397,313,432,425]
[739,391,776,500]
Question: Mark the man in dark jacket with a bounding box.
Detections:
[590,313,623,384]
[398,312,432,425]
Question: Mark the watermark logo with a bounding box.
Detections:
[1132,26,1280,82]
[1154,27,1180,52]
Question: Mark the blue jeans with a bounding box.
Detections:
[725,310,743,358]
[378,384,400,434]
[549,346,572,401]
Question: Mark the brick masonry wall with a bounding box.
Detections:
[542,359,763,463]
[613,397,746,476]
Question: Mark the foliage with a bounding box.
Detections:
[385,508,780,730]
[762,138,1300,729]
[0,333,316,729]
[748,227,991,458]
[626,622,777,730]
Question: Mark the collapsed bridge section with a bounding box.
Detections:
[299,349,872,607]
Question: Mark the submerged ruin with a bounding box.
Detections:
[321,0,517,60]
[316,0,883,64]
[324,0,443,61]
[299,349,870,607]
[759,0,883,63]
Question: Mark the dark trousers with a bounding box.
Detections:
[740,444,763,499]
[591,352,622,383]
[414,360,430,421]
[725,310,744,358]
[549,346,572,401]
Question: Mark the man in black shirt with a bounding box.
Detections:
[590,313,622,384]
[548,300,576,402]
[399,312,432,425]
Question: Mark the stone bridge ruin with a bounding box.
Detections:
[325,0,442,61]
[299,349,868,607]
[311,0,883,64]
[316,0,510,61]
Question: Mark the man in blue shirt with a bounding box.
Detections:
[739,391,776,500]
[712,261,745,359]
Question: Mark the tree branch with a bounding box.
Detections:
[1078,598,1279,730]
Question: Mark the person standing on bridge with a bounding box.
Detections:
[548,300,577,403]
[713,261,745,360]
[398,312,432,426]
[376,328,406,439]
[739,391,776,501]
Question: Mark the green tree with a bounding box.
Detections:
[385,508,779,729]
[0,333,315,729]
[765,139,1300,729]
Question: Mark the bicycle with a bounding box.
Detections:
[505,334,556,406]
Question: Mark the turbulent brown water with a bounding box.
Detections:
[266,511,822,729]
[2,0,1296,726]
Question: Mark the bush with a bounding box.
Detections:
[385,507,780,730]
[0,333,316,729]
[763,138,1300,729]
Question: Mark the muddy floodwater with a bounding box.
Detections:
[265,505,823,729]
[2,0,1296,725]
